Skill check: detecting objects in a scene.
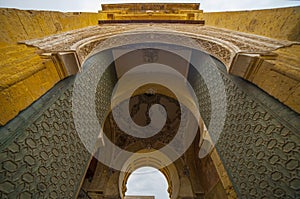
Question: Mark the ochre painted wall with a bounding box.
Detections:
[0,9,102,125]
[203,7,300,113]
[1,6,299,125]
[203,6,300,42]
[0,9,101,43]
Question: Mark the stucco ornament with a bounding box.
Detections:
[72,30,227,171]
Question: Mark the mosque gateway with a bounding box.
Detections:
[0,3,299,199]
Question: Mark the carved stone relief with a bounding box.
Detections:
[1,35,299,199]
[0,77,91,198]
[0,61,117,198]
[22,24,297,69]
[189,56,300,198]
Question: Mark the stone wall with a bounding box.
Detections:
[203,6,300,41]
[189,55,300,198]
[210,148,236,198]
[1,6,299,125]
[1,34,299,198]
[0,77,92,198]
[0,59,117,198]
[0,9,101,43]
[0,8,102,125]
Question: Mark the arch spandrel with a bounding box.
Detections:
[22,24,296,71]
[22,24,300,113]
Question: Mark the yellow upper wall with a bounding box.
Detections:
[203,6,300,41]
[0,6,299,125]
[0,8,102,44]
[0,9,103,125]
[1,6,298,44]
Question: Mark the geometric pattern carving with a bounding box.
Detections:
[188,65,212,126]
[1,53,298,198]
[23,24,296,68]
[95,64,118,127]
[190,58,300,198]
[0,77,91,198]
[4,33,299,198]
[1,51,119,197]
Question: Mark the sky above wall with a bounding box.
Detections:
[0,0,299,12]
[125,167,169,199]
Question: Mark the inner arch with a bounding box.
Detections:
[125,166,169,199]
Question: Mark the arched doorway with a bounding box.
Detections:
[118,149,182,199]
[125,166,169,199]
[76,39,228,198]
[1,23,298,199]
[76,34,300,198]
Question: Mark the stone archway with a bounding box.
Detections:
[75,37,300,198]
[118,149,181,199]
[83,87,203,198]
[1,22,299,199]
[22,23,300,114]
